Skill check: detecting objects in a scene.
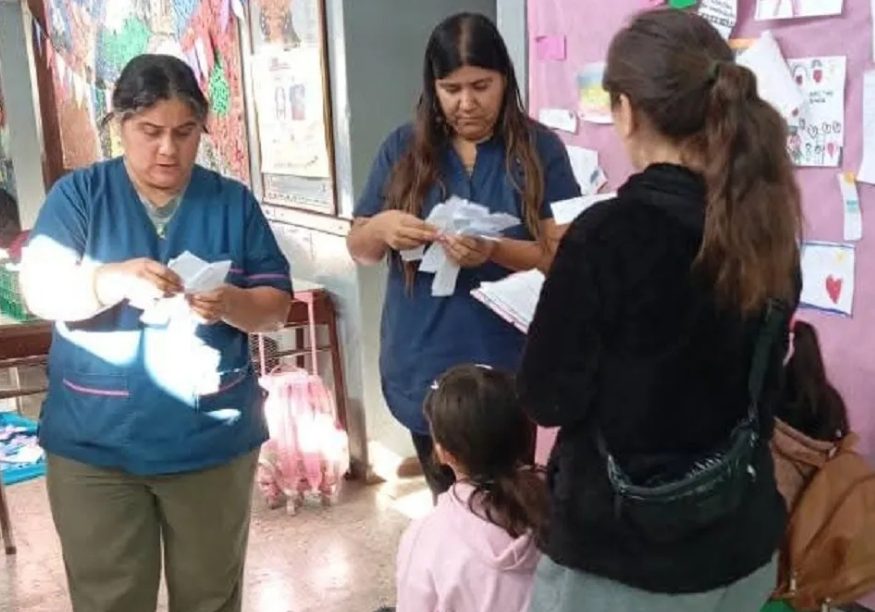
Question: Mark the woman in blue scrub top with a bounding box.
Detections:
[346,13,580,495]
[20,55,291,612]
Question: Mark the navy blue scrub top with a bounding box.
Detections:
[29,158,293,475]
[354,122,580,434]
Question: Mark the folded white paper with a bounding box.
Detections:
[140,251,232,325]
[471,269,546,333]
[401,196,520,297]
[565,146,607,196]
[552,193,616,225]
[539,108,578,133]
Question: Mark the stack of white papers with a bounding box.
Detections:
[402,196,520,297]
[471,269,545,333]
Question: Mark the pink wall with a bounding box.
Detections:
[529,0,874,458]
[528,2,874,605]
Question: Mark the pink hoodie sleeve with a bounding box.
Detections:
[396,518,438,612]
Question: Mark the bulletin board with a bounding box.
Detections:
[243,0,336,216]
[32,0,250,183]
[528,1,875,464]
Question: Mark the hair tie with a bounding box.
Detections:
[707,60,723,85]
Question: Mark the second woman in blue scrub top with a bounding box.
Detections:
[346,12,580,495]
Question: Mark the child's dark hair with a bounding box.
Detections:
[603,9,802,314]
[102,54,209,128]
[424,365,547,541]
[780,321,849,441]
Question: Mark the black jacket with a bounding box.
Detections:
[519,164,793,593]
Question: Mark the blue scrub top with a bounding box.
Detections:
[354,122,580,434]
[30,158,292,475]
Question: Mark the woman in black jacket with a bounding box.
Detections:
[520,9,802,612]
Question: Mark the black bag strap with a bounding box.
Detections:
[745,299,790,426]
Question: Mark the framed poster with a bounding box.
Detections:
[246,0,336,215]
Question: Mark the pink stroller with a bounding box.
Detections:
[255,293,349,514]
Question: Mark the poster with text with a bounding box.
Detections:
[786,56,846,167]
[252,47,331,178]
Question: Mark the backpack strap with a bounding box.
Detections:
[746,299,790,426]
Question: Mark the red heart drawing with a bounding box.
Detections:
[827,143,836,158]
[825,275,843,304]
[814,69,823,83]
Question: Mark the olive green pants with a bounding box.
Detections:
[46,451,258,612]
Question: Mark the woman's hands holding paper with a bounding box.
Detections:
[187,284,239,325]
[95,258,184,309]
[440,235,497,268]
[376,210,438,251]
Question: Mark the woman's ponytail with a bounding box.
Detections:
[603,9,803,315]
[697,62,802,313]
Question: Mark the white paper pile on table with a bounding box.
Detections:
[471,269,545,334]
[401,196,519,297]
[140,251,232,325]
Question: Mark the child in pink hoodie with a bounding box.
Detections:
[395,364,547,612]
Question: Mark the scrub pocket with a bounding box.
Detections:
[60,372,130,444]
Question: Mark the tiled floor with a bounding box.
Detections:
[0,366,430,611]
[0,469,428,612]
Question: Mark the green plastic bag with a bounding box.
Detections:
[761,602,796,612]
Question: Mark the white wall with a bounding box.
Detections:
[0,0,46,227]
[497,0,528,106]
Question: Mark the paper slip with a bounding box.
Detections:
[838,173,862,242]
[140,251,232,325]
[401,197,520,297]
[169,251,232,294]
[539,108,577,133]
[698,0,737,39]
[857,71,875,185]
[566,146,607,195]
[737,31,803,122]
[552,193,616,225]
[534,35,567,62]
[471,269,546,334]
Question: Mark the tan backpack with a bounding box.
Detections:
[773,433,875,611]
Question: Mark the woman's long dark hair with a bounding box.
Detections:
[424,365,548,542]
[385,13,545,287]
[603,10,802,314]
[780,321,850,441]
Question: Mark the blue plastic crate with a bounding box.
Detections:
[0,413,45,486]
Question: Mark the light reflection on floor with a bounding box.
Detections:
[0,473,430,612]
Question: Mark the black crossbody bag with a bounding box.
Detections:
[596,300,788,543]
